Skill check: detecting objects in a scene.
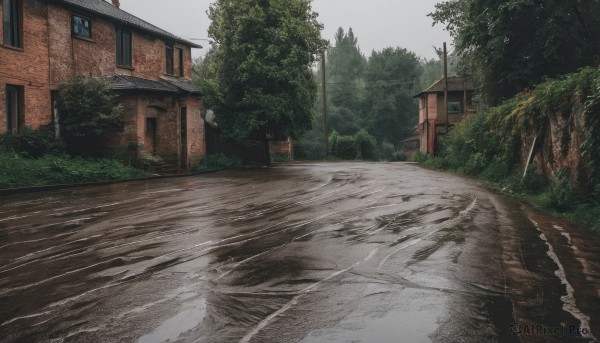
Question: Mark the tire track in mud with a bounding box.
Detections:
[233,195,479,343]
[0,168,365,329]
[3,164,599,343]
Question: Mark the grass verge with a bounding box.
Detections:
[0,151,148,189]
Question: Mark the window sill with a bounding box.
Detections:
[117,65,134,71]
[73,35,95,43]
[1,44,24,52]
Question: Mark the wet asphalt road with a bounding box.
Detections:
[1,162,600,343]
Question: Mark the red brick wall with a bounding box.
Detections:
[186,96,206,164]
[0,0,52,134]
[270,140,292,158]
[2,1,203,167]
[48,4,194,84]
[107,94,206,167]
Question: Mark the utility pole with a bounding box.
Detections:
[321,49,328,159]
[443,42,449,133]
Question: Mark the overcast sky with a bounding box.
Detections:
[118,0,451,60]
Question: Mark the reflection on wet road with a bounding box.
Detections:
[1,162,599,342]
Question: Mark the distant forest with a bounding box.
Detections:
[297,27,458,160]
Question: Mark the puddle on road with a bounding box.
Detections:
[138,293,207,343]
[300,287,444,343]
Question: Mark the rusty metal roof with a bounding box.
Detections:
[48,0,202,48]
[414,76,474,98]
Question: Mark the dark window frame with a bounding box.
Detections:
[176,47,184,77]
[165,43,174,75]
[72,14,92,39]
[3,0,23,48]
[6,85,24,135]
[116,27,132,68]
[447,101,461,114]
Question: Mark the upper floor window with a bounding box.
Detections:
[72,15,91,39]
[116,27,132,67]
[175,47,184,77]
[166,43,184,77]
[448,101,461,114]
[165,43,174,75]
[3,0,22,48]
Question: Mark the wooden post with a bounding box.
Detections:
[321,50,328,159]
[443,42,449,133]
[464,87,468,117]
[424,96,429,155]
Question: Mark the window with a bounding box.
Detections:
[6,85,24,135]
[166,45,184,77]
[3,0,22,48]
[165,43,174,75]
[175,47,184,77]
[72,15,91,39]
[448,101,461,114]
[116,27,132,67]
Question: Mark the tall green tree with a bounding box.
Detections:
[327,27,367,110]
[431,0,600,104]
[364,48,422,144]
[202,0,325,163]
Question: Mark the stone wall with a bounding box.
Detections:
[521,103,588,189]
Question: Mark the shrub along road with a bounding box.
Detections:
[0,162,598,342]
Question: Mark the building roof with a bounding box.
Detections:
[160,76,202,95]
[414,76,474,98]
[48,0,202,48]
[106,75,179,93]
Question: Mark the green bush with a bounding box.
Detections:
[328,130,340,158]
[196,154,241,170]
[57,77,123,156]
[271,153,290,163]
[0,151,146,189]
[391,150,407,162]
[294,141,324,160]
[413,151,429,163]
[0,125,64,158]
[379,142,396,161]
[544,169,576,212]
[354,129,378,160]
[329,132,358,160]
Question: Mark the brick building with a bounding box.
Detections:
[414,77,475,156]
[1,0,206,168]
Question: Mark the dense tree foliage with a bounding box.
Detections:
[430,0,600,104]
[202,0,325,145]
[364,48,422,142]
[297,28,424,159]
[57,77,122,155]
[327,28,367,111]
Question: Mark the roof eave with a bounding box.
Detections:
[47,0,202,49]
